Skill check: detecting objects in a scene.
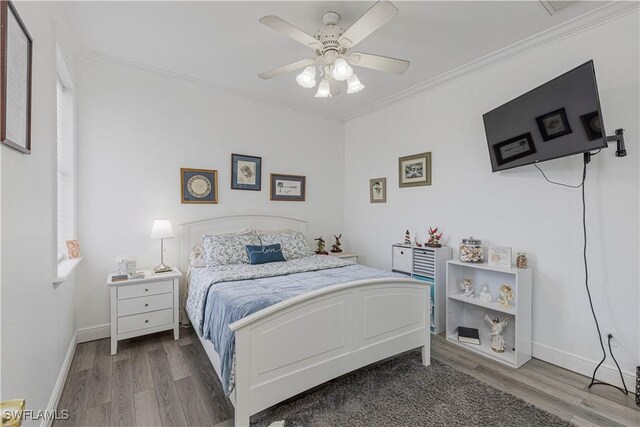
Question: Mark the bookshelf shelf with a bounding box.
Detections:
[446,260,532,369]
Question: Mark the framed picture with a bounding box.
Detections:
[398,152,431,188]
[181,168,218,204]
[231,153,261,191]
[580,111,603,141]
[1,0,33,154]
[493,133,536,167]
[369,177,386,203]
[536,108,572,141]
[270,173,305,201]
[489,246,512,268]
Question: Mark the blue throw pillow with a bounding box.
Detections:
[245,244,286,265]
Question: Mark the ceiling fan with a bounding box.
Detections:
[258,0,410,97]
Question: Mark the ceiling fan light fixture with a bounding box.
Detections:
[332,58,353,81]
[347,74,365,94]
[315,78,332,97]
[296,66,317,88]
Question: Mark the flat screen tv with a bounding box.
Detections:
[483,60,607,172]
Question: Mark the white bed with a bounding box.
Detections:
[180,215,430,426]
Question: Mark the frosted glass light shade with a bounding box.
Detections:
[296,66,317,88]
[150,220,174,239]
[347,74,365,94]
[315,79,332,97]
[332,58,353,81]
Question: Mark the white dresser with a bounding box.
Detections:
[328,252,359,263]
[107,269,181,355]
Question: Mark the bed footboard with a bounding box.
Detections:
[229,278,430,426]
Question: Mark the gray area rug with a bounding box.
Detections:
[251,350,572,427]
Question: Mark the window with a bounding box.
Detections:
[56,50,76,262]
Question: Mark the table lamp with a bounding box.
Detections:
[150,219,174,273]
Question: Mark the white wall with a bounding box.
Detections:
[0,2,78,423]
[344,11,639,383]
[75,62,345,330]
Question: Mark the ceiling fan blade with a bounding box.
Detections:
[348,52,409,74]
[338,1,398,49]
[329,77,342,96]
[259,15,322,50]
[259,58,315,80]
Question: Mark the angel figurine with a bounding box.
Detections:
[479,286,493,303]
[497,284,514,308]
[460,278,474,298]
[484,314,508,353]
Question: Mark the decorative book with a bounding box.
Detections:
[458,327,480,345]
[111,274,128,282]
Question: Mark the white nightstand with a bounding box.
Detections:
[107,268,182,355]
[328,252,359,263]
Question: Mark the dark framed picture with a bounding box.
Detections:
[270,173,305,201]
[493,133,537,166]
[580,111,603,141]
[369,177,386,203]
[536,108,572,141]
[1,0,33,154]
[399,152,431,188]
[181,168,218,204]
[231,153,261,191]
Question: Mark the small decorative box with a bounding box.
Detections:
[117,259,137,275]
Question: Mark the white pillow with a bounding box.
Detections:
[256,230,313,260]
[202,231,261,266]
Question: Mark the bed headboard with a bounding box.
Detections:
[179,214,307,275]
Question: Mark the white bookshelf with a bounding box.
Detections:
[445,260,532,368]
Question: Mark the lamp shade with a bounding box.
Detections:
[296,66,317,88]
[314,79,332,98]
[347,74,365,94]
[332,58,353,81]
[150,220,174,239]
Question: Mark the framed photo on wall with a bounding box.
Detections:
[270,173,305,201]
[231,153,262,191]
[1,0,33,154]
[369,177,386,203]
[181,168,218,204]
[536,108,572,141]
[399,152,431,187]
[493,133,536,167]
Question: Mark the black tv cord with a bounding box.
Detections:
[535,157,629,395]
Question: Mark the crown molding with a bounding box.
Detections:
[344,1,639,122]
[78,50,344,123]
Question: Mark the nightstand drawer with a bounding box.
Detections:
[118,308,174,334]
[118,293,173,317]
[392,246,412,273]
[117,280,173,300]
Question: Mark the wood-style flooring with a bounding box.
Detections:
[55,328,639,426]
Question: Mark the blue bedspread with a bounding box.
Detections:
[189,258,404,395]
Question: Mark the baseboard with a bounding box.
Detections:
[76,323,110,343]
[41,331,77,427]
[532,341,635,389]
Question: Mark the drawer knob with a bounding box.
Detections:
[400,251,404,255]
[145,320,149,323]
[145,303,149,307]
[145,288,149,292]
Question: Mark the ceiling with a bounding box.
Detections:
[65,1,610,119]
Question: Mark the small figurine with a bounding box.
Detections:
[330,234,343,253]
[404,230,411,245]
[414,237,422,248]
[315,237,328,255]
[426,227,443,248]
[497,284,514,308]
[460,278,474,298]
[479,286,493,303]
[484,314,508,353]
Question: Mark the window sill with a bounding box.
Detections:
[54,257,83,284]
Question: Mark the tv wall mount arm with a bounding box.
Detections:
[584,128,626,164]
